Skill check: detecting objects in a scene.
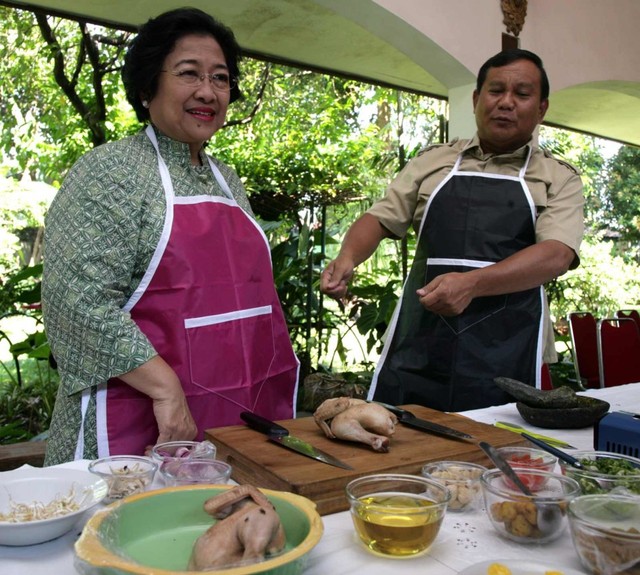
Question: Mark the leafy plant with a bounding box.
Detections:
[0,264,58,442]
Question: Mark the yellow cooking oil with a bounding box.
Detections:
[351,492,443,557]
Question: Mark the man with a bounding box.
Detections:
[320,49,584,412]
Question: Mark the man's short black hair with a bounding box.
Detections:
[476,49,549,101]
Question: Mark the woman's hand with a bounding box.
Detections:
[119,356,197,443]
[150,384,198,444]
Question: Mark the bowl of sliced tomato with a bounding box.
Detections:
[496,446,558,491]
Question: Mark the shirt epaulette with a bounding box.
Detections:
[540,147,582,176]
[416,138,460,157]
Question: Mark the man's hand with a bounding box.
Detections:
[416,240,576,316]
[320,257,355,300]
[416,272,477,316]
[319,214,391,300]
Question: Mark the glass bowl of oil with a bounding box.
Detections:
[345,473,451,558]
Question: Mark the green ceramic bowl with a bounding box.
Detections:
[75,485,323,575]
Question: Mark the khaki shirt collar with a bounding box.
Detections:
[461,133,536,160]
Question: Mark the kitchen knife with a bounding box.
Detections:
[520,432,585,469]
[371,402,475,442]
[371,403,535,484]
[240,411,354,470]
[495,421,576,449]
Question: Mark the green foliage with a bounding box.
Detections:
[0,176,55,273]
[549,237,640,319]
[1,6,640,435]
[0,358,58,442]
[0,7,137,183]
[0,265,58,443]
[539,126,606,231]
[598,145,640,260]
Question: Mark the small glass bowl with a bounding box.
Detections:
[496,446,558,491]
[159,459,232,486]
[558,450,640,495]
[568,494,640,574]
[481,468,581,544]
[88,455,157,503]
[150,440,217,467]
[345,473,450,558]
[422,461,487,512]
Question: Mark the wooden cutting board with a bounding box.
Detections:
[205,405,527,515]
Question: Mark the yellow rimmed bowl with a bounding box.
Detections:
[74,484,323,575]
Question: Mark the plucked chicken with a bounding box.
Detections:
[189,485,285,570]
[313,397,398,452]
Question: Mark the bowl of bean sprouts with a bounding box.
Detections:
[88,455,157,503]
[0,466,108,546]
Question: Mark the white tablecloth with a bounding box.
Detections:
[2,383,639,575]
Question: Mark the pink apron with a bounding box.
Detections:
[82,126,299,458]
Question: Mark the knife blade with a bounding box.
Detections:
[476,440,533,495]
[495,421,576,449]
[371,402,475,443]
[240,411,354,470]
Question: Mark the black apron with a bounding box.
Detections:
[368,148,544,412]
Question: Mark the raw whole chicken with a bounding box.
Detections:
[188,485,286,571]
[313,397,398,452]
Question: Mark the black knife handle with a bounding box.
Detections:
[366,400,412,420]
[240,411,289,437]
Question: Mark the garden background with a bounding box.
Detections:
[1,7,639,443]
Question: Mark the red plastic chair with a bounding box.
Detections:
[616,309,640,331]
[597,317,640,387]
[568,311,600,388]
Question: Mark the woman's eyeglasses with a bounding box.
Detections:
[163,69,236,91]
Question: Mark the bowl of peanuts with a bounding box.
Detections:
[421,461,487,512]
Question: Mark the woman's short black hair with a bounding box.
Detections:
[476,49,549,102]
[122,7,243,122]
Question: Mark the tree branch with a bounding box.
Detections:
[224,62,271,128]
[35,13,105,146]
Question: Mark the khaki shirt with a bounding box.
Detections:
[367,134,585,363]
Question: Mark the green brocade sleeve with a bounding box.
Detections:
[43,140,159,395]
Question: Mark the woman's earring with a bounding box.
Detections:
[142,100,149,108]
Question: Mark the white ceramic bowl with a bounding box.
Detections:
[0,466,108,546]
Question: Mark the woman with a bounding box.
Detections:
[42,8,299,465]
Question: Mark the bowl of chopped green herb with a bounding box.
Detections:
[559,450,640,495]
